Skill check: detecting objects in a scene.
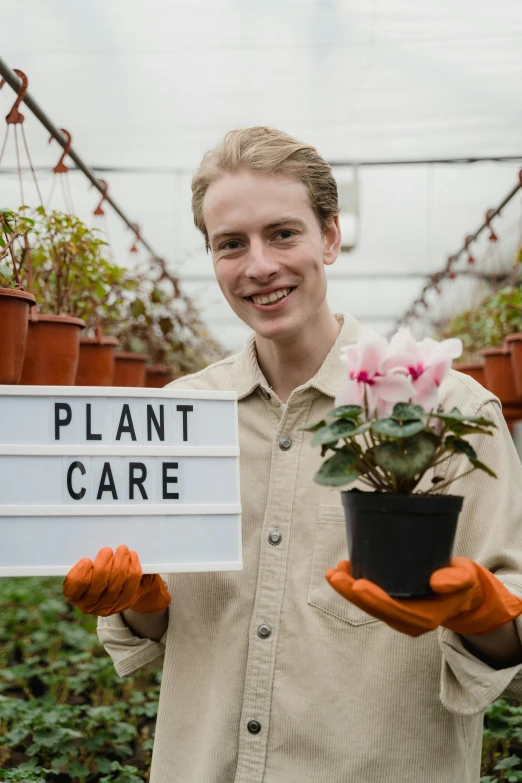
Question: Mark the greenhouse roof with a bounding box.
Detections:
[3,0,522,350]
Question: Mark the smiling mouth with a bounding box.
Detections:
[245,287,296,306]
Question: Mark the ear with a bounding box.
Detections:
[323,215,341,267]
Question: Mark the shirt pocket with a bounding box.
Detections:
[307,504,380,627]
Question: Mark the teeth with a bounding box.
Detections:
[252,288,292,305]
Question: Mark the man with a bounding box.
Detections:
[64,127,522,783]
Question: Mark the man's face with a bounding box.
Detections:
[203,170,340,342]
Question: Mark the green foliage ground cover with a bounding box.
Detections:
[1,577,521,781]
[0,577,161,782]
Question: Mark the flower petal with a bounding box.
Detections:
[334,380,365,408]
[373,373,416,402]
[410,375,440,412]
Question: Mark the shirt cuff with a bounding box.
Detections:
[438,607,522,714]
[97,611,167,678]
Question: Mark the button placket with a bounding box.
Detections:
[234,395,314,782]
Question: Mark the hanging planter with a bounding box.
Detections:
[505,333,522,398]
[20,313,85,385]
[480,345,519,404]
[0,209,37,384]
[145,363,173,388]
[0,288,36,384]
[75,335,119,386]
[454,361,485,385]
[113,351,147,387]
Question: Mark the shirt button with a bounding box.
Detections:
[279,435,292,451]
[257,624,272,639]
[268,530,282,546]
[247,720,261,734]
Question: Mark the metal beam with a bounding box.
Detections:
[4,155,522,177]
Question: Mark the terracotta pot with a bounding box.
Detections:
[113,351,147,387]
[480,346,519,404]
[145,363,173,388]
[454,362,485,386]
[0,288,36,384]
[20,314,85,385]
[75,336,119,386]
[505,333,522,398]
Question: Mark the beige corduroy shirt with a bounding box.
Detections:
[97,313,522,783]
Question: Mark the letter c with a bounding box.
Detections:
[67,461,86,500]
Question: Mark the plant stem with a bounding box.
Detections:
[424,465,477,493]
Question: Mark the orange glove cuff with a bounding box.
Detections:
[437,560,522,635]
[129,573,171,615]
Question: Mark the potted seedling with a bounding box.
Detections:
[74,259,139,386]
[17,208,96,385]
[302,327,497,597]
[0,208,36,383]
[111,263,225,387]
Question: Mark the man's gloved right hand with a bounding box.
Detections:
[62,544,171,617]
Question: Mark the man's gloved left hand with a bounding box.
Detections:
[325,557,522,638]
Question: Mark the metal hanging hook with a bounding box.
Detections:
[130,222,141,252]
[485,209,498,242]
[0,69,28,124]
[93,179,109,215]
[49,129,72,173]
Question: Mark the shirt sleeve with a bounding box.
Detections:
[437,400,522,714]
[96,575,169,678]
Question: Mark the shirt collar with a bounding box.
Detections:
[228,313,360,401]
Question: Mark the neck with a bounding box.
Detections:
[254,308,342,403]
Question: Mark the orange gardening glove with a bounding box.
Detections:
[325,557,522,638]
[62,544,170,617]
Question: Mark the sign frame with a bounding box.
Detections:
[0,385,241,577]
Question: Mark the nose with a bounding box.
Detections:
[244,237,280,281]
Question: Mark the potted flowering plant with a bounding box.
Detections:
[0,208,36,383]
[302,328,497,597]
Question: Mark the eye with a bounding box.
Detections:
[275,229,295,240]
[220,239,242,251]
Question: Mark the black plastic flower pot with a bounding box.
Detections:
[341,490,464,597]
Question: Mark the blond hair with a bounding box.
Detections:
[191,126,339,250]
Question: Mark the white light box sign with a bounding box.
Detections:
[0,387,241,576]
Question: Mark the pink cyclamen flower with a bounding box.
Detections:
[335,328,415,416]
[382,328,463,412]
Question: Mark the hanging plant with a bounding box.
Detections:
[0,208,36,384]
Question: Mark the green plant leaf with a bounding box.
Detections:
[347,421,373,437]
[445,435,477,460]
[391,402,427,420]
[314,448,360,487]
[372,418,425,438]
[445,421,494,437]
[325,405,363,420]
[311,419,356,446]
[374,433,436,479]
[299,419,326,432]
[433,407,496,427]
[471,459,498,479]
[130,298,146,318]
[494,755,522,771]
[0,262,13,279]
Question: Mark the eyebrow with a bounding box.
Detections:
[210,217,306,246]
